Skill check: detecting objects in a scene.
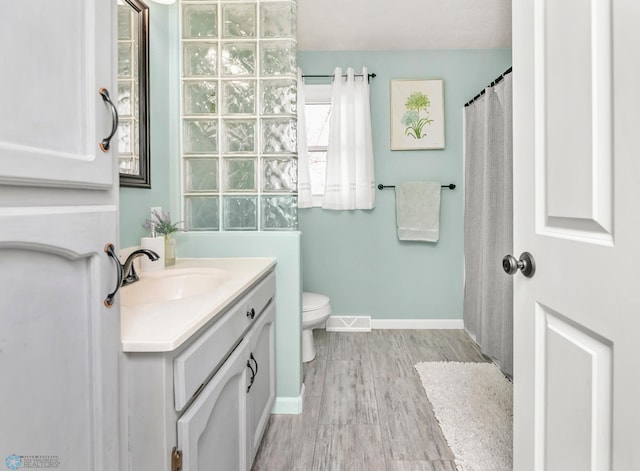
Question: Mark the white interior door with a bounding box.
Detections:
[513,0,640,469]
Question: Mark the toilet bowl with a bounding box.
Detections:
[302,292,332,363]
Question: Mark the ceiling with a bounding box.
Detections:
[296,0,512,51]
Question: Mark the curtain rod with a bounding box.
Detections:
[302,73,377,82]
[464,66,512,107]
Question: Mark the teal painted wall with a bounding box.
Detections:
[119,3,174,248]
[297,49,512,320]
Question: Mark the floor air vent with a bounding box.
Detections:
[325,316,371,332]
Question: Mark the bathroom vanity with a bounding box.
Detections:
[120,258,277,471]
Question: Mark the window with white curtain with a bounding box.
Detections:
[299,68,375,210]
[303,83,332,206]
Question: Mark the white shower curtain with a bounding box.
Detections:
[322,67,375,210]
[297,68,313,208]
[463,73,513,376]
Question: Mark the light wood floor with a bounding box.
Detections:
[251,329,489,471]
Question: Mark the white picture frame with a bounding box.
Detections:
[390,79,445,150]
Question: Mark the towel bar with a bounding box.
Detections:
[377,183,456,190]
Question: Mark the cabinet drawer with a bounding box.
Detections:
[174,272,275,412]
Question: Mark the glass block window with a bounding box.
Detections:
[261,195,298,230]
[183,119,218,154]
[222,4,256,38]
[260,2,296,38]
[263,157,297,192]
[185,196,220,231]
[184,81,217,115]
[261,118,296,154]
[181,0,298,231]
[260,40,296,76]
[221,43,256,76]
[183,4,217,38]
[261,79,296,115]
[223,196,258,230]
[223,157,257,191]
[183,43,218,76]
[223,80,256,114]
[184,158,218,192]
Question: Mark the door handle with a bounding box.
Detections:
[502,252,536,278]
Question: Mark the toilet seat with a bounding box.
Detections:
[303,292,330,311]
[302,292,331,324]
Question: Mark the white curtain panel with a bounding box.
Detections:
[322,67,375,210]
[296,68,313,208]
[463,73,514,376]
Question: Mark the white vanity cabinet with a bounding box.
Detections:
[124,270,276,471]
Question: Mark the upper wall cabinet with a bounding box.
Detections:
[118,0,151,188]
[0,1,116,190]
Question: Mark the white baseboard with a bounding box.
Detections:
[271,383,304,415]
[371,318,464,330]
[325,316,464,332]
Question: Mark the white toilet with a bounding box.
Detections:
[302,292,332,362]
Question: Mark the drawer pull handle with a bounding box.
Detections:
[246,308,256,320]
[104,243,123,307]
[99,87,119,152]
[250,353,258,377]
[247,359,256,393]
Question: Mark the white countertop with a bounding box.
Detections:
[120,257,277,353]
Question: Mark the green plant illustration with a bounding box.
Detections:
[401,91,433,139]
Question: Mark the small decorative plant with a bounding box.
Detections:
[401,91,433,139]
[143,210,185,237]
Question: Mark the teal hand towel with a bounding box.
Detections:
[395,181,441,242]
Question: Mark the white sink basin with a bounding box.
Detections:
[121,268,229,307]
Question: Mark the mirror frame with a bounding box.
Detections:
[119,0,151,188]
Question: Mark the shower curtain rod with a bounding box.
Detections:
[302,73,377,82]
[464,66,512,107]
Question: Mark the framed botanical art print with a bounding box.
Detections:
[390,79,445,150]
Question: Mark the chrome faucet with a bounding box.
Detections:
[121,249,160,286]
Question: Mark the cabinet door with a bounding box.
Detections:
[0,0,115,189]
[0,0,119,468]
[246,303,276,465]
[0,207,120,470]
[178,339,251,471]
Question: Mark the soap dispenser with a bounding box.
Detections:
[140,223,165,272]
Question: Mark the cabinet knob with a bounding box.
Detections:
[246,308,256,320]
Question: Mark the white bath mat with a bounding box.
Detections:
[414,361,512,471]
